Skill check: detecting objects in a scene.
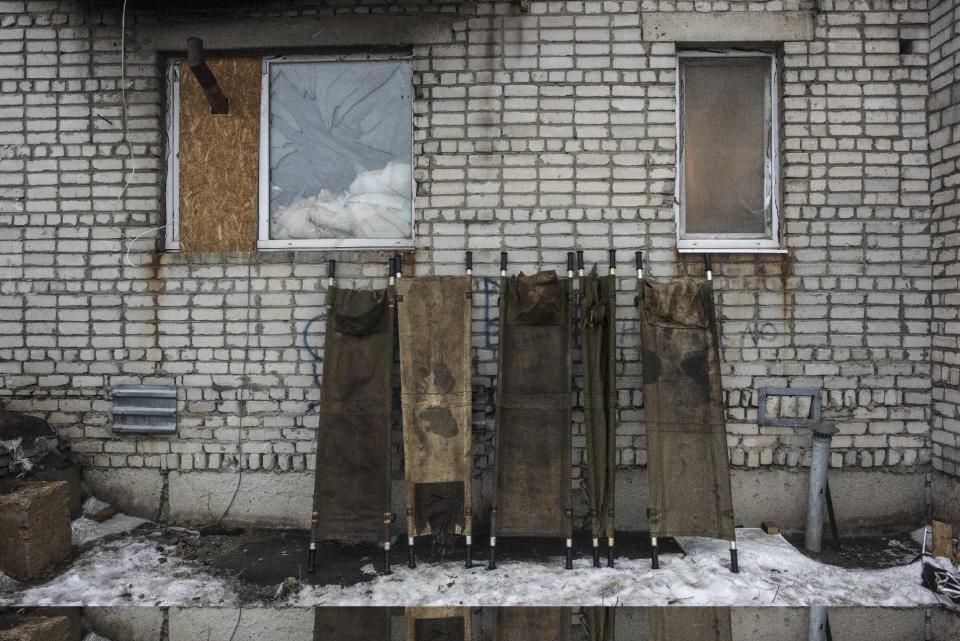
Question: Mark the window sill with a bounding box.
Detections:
[677,239,785,254]
[257,239,416,251]
[678,247,788,254]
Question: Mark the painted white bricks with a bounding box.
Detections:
[929,0,960,476]
[0,0,949,488]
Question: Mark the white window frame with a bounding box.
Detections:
[675,49,783,254]
[164,58,180,252]
[257,53,416,251]
[163,53,416,253]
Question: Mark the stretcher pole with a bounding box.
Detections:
[488,251,508,571]
[607,248,616,569]
[464,250,474,569]
[704,253,740,574]
[637,251,660,571]
[569,250,584,571]
[309,259,337,574]
[576,252,601,569]
[384,258,396,575]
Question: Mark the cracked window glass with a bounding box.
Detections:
[267,58,413,241]
[681,56,772,237]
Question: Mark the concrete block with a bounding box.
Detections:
[731,468,925,534]
[641,11,815,42]
[731,608,804,641]
[137,14,457,52]
[84,607,164,641]
[167,471,313,528]
[82,468,163,521]
[168,608,314,641]
[0,617,73,641]
[828,608,925,641]
[0,481,71,581]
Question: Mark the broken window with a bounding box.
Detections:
[163,54,414,253]
[260,55,414,249]
[676,51,781,253]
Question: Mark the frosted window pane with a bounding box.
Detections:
[682,57,770,236]
[268,59,413,240]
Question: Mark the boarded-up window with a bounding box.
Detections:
[165,54,414,253]
[677,53,780,252]
[175,57,261,253]
[259,56,414,250]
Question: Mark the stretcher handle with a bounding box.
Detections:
[576,250,584,277]
[566,252,575,277]
[609,249,616,275]
[388,257,396,285]
[704,254,713,281]
[394,254,402,279]
[465,251,473,274]
[635,251,643,279]
[327,259,336,286]
[500,251,507,276]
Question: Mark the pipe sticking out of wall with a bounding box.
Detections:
[186,37,228,114]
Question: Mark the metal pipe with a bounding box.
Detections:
[805,425,835,553]
[808,607,828,641]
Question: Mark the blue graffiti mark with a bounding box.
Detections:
[481,277,500,348]
[302,311,326,412]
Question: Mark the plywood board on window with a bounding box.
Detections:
[178,57,260,253]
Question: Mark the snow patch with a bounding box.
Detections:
[71,514,148,547]
[0,537,235,607]
[290,529,942,607]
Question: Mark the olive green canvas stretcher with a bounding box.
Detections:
[492,271,573,540]
[397,277,474,542]
[310,286,394,546]
[637,278,736,541]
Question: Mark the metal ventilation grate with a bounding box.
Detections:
[112,385,177,434]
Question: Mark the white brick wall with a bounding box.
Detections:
[930,0,960,476]
[0,1,946,490]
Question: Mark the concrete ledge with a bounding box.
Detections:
[616,467,926,534]
[82,468,163,521]
[641,11,815,42]
[169,608,313,641]
[135,14,459,53]
[84,607,163,641]
[167,471,313,528]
